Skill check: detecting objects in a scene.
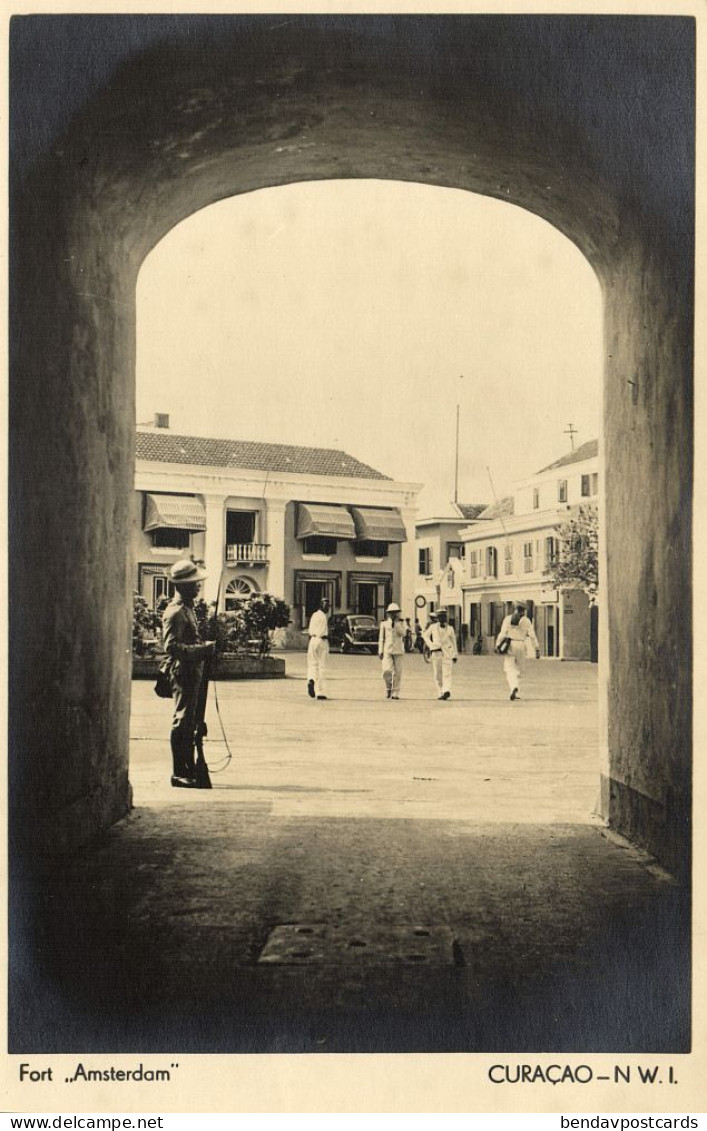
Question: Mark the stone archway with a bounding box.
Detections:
[10,15,693,874]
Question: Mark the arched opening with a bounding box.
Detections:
[136,180,602,508]
[133,177,603,826]
[10,16,692,1053]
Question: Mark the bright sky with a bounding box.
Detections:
[136,180,601,515]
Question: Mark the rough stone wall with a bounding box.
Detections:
[602,233,692,875]
[10,17,693,870]
[10,164,140,851]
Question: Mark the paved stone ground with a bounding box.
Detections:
[11,655,689,1054]
[130,651,601,823]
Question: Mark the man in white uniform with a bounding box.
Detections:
[378,602,406,699]
[306,596,330,700]
[495,600,540,700]
[422,607,458,699]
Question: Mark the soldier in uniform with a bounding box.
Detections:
[162,558,216,787]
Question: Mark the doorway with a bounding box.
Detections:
[304,580,327,623]
[301,578,337,627]
[348,572,392,620]
[356,583,377,617]
[543,604,560,658]
[10,12,693,890]
[590,603,599,664]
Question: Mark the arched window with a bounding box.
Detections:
[225,576,258,611]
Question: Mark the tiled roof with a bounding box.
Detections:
[136,431,390,481]
[476,496,515,520]
[456,502,489,520]
[537,439,599,474]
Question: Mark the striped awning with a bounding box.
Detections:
[143,493,206,533]
[351,507,407,543]
[296,503,356,540]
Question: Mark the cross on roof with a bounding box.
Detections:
[564,423,578,451]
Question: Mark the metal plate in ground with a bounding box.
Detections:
[257,923,456,965]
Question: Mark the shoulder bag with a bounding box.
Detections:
[154,656,173,698]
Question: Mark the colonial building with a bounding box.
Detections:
[414,503,488,644]
[134,426,421,646]
[460,440,599,660]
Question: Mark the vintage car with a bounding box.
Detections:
[328,613,379,654]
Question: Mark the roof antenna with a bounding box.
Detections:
[486,465,510,540]
[454,375,463,504]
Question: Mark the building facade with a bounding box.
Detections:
[134,428,421,647]
[414,504,487,646]
[460,441,599,660]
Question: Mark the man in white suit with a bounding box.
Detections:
[422,607,458,700]
[306,596,330,700]
[378,602,406,699]
[495,600,540,700]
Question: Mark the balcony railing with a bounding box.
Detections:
[226,543,269,564]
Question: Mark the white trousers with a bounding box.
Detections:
[382,653,403,694]
[307,637,328,696]
[503,640,527,693]
[430,652,454,695]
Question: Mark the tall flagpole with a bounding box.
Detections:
[454,403,460,504]
[454,375,463,504]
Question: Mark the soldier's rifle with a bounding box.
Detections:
[193,570,234,787]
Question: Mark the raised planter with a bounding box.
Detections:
[132,654,286,680]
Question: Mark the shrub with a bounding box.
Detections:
[197,593,291,655]
[239,593,291,656]
[133,590,290,658]
[132,592,163,656]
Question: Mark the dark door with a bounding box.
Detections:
[469,604,479,639]
[590,604,599,663]
[226,510,256,544]
[304,580,326,623]
[544,605,558,658]
[357,583,377,616]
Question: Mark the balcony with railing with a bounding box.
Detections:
[225,543,270,565]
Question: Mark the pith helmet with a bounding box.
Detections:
[170,558,207,584]
[386,602,401,613]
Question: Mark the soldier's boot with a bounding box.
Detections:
[171,734,196,787]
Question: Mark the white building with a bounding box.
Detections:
[414,503,488,646]
[460,440,599,660]
[134,424,422,647]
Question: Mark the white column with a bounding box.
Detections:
[201,493,225,608]
[265,498,288,599]
[398,506,419,623]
